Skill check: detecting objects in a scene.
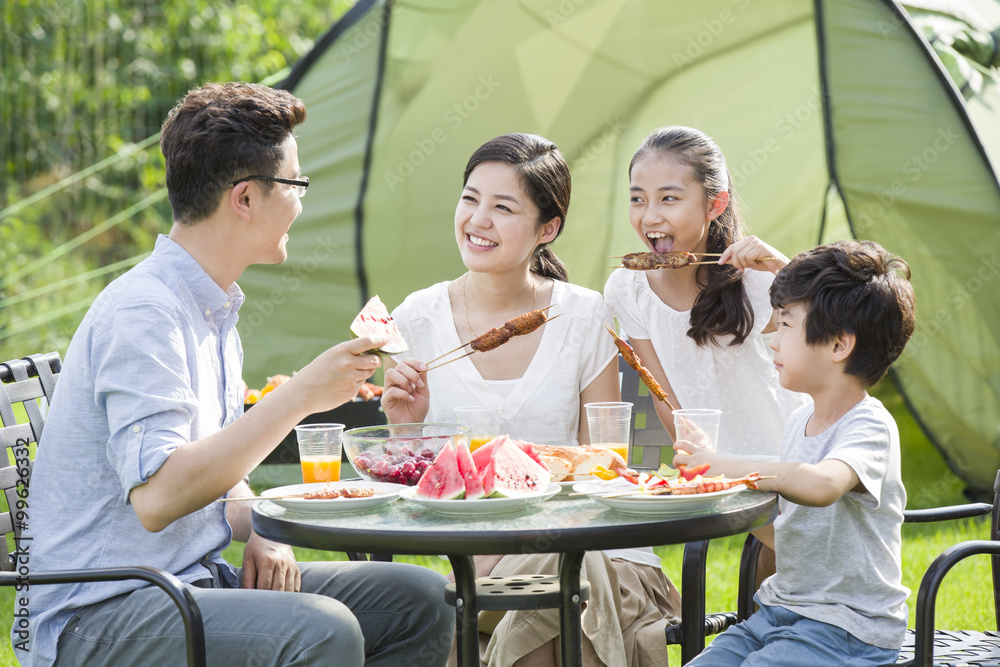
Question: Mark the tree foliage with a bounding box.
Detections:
[1,0,355,357]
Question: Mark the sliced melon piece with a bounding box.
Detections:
[455,442,485,500]
[350,295,408,355]
[414,444,465,500]
[479,438,552,498]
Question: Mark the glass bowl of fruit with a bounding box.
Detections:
[343,423,470,486]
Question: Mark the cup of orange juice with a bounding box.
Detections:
[295,423,344,483]
[454,405,502,452]
[585,402,633,464]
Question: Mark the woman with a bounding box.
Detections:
[382,133,681,667]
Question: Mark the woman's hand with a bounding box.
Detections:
[719,236,789,274]
[381,357,430,424]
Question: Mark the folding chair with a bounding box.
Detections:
[0,353,206,667]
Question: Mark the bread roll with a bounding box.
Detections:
[531,444,626,482]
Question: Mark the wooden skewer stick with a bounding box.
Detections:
[690,256,776,266]
[217,491,391,502]
[423,350,476,373]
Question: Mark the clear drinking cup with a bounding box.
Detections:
[295,423,344,483]
[454,405,502,452]
[585,402,633,464]
[672,409,722,453]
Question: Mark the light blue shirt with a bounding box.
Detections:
[16,235,245,666]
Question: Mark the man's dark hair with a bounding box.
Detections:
[770,240,916,386]
[160,82,307,224]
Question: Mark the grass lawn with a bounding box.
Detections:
[1,380,993,666]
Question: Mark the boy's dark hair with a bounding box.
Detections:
[770,240,916,386]
[630,126,751,347]
[160,82,307,224]
[463,133,570,282]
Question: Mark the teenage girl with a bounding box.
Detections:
[604,126,809,460]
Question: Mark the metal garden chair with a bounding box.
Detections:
[718,472,999,666]
[0,352,206,667]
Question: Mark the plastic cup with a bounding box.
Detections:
[672,409,722,453]
[454,406,502,452]
[585,402,633,463]
[295,423,344,483]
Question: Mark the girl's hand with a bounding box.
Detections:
[381,358,430,424]
[719,236,789,273]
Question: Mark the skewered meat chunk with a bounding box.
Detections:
[470,327,513,352]
[620,251,697,270]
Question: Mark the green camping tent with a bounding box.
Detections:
[239,0,1000,493]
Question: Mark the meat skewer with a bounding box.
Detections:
[217,487,383,502]
[611,251,774,270]
[423,307,560,372]
[604,323,676,411]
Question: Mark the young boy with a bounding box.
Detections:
[673,239,917,667]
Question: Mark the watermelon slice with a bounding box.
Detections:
[454,442,485,500]
[472,435,545,473]
[350,296,408,355]
[414,444,465,500]
[479,438,552,498]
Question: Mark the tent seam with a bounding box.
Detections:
[352,0,395,307]
[279,0,379,92]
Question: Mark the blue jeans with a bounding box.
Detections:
[54,561,454,667]
[688,600,899,667]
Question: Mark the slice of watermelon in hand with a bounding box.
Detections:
[350,295,408,356]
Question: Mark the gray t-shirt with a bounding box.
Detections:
[756,396,909,649]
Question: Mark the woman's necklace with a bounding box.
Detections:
[462,274,537,337]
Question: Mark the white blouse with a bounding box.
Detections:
[604,268,809,460]
[392,279,658,567]
[391,279,617,447]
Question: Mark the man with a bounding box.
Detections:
[18,82,453,666]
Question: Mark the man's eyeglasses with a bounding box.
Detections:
[231,175,310,198]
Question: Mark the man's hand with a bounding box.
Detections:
[241,532,301,592]
[283,336,387,416]
[381,358,430,424]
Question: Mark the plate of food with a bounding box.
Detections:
[572,477,752,515]
[259,481,405,513]
[398,483,561,516]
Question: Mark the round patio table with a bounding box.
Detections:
[253,489,777,667]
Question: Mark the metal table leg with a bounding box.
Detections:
[448,555,479,667]
[558,550,585,667]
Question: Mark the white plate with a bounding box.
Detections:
[260,482,405,513]
[572,479,747,515]
[399,483,561,515]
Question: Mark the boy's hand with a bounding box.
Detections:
[381,357,430,424]
[719,236,789,274]
[672,440,716,470]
